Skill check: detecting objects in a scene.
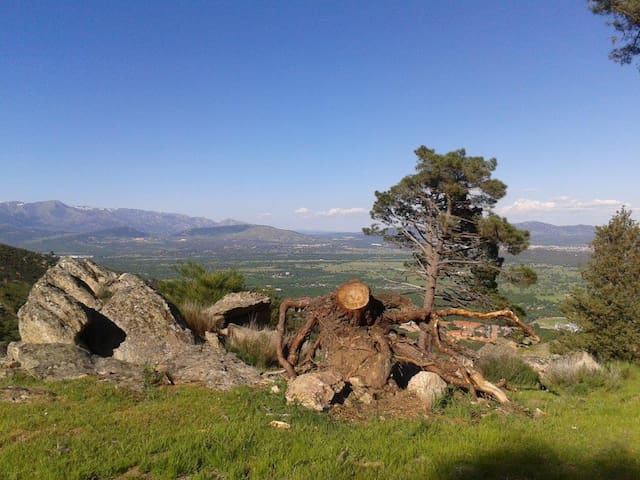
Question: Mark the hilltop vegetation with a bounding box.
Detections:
[0,243,56,283]
[559,209,640,361]
[0,244,56,343]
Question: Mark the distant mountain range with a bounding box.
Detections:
[0,201,312,253]
[514,221,595,247]
[0,200,596,255]
[0,200,232,235]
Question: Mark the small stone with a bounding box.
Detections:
[285,371,346,411]
[204,331,224,350]
[337,448,349,463]
[269,420,290,429]
[270,385,280,394]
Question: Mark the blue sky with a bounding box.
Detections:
[1,1,638,231]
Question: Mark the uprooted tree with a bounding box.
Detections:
[276,279,538,404]
[275,147,538,404]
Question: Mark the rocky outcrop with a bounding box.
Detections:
[538,351,601,384]
[98,272,194,364]
[4,341,265,391]
[158,344,264,390]
[521,351,601,380]
[17,257,194,364]
[6,257,266,391]
[203,292,271,329]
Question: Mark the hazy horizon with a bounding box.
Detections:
[0,198,604,234]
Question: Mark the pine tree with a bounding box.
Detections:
[562,208,640,361]
[364,146,531,314]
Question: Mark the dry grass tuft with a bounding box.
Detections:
[178,301,216,339]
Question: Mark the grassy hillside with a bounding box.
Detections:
[0,365,639,479]
[0,243,56,283]
[0,244,56,342]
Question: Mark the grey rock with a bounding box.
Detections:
[204,331,225,350]
[92,356,147,391]
[347,376,375,405]
[161,344,265,390]
[17,257,194,364]
[407,371,447,407]
[541,351,601,382]
[285,371,346,411]
[203,292,271,329]
[6,342,95,380]
[99,272,194,364]
[478,338,519,358]
[524,351,601,379]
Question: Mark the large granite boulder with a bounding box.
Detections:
[17,257,194,364]
[9,257,267,391]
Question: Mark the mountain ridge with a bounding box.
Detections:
[0,200,596,250]
[0,200,223,235]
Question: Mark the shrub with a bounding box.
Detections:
[560,209,640,362]
[157,262,245,308]
[542,359,628,394]
[477,350,540,388]
[0,280,31,342]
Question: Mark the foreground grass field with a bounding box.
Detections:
[1,366,640,480]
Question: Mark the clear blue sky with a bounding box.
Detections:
[2,1,638,231]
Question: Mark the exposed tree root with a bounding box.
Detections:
[275,280,538,404]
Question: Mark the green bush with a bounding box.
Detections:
[477,350,540,388]
[560,209,640,362]
[0,280,32,342]
[157,262,245,308]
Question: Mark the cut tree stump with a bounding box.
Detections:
[276,279,539,405]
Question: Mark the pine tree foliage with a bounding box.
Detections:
[562,208,640,361]
[365,146,531,313]
[589,0,640,69]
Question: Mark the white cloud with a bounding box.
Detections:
[258,212,272,217]
[317,207,368,217]
[499,199,557,214]
[294,207,368,218]
[294,207,312,216]
[498,196,625,216]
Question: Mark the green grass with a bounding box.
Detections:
[2,365,640,479]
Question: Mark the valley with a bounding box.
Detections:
[0,200,593,327]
